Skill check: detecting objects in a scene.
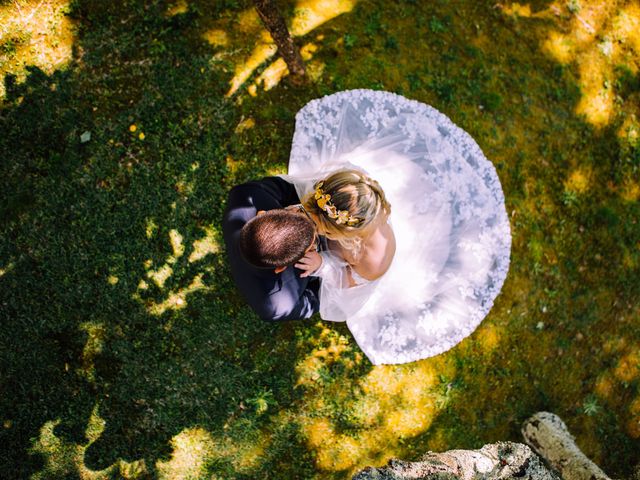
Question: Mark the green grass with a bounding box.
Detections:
[1,0,640,479]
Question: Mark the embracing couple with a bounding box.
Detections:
[223,168,393,321]
[222,90,512,366]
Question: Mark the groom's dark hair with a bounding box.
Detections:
[240,210,315,268]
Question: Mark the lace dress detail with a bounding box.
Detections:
[287,90,511,365]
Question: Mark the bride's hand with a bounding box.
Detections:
[295,251,323,277]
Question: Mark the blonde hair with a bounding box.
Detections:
[302,169,390,256]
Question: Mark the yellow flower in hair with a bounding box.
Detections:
[326,204,338,218]
[314,181,362,225]
[337,210,350,224]
[318,194,331,210]
[314,183,332,209]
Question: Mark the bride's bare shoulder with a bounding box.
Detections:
[353,221,396,281]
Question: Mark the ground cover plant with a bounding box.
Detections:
[1,0,639,478]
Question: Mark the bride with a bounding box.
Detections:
[296,169,395,286]
[282,89,511,365]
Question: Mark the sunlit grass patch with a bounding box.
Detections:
[166,0,189,17]
[227,38,277,97]
[78,322,106,383]
[295,325,455,474]
[31,379,272,478]
[169,229,185,261]
[587,334,640,443]
[225,155,246,177]
[564,167,592,195]
[575,49,615,126]
[147,263,173,289]
[237,7,264,35]
[314,434,363,472]
[189,226,221,263]
[265,165,288,177]
[627,397,640,438]
[190,416,270,472]
[503,0,640,127]
[133,225,221,315]
[145,218,158,239]
[291,0,357,36]
[30,420,80,480]
[618,113,640,143]
[234,117,256,134]
[156,427,215,480]
[85,404,106,445]
[148,273,205,316]
[252,41,321,92]
[612,2,640,54]
[143,229,185,288]
[295,325,361,387]
[203,29,229,47]
[613,348,640,383]
[543,31,574,64]
[473,323,503,353]
[0,0,75,98]
[620,181,640,202]
[595,373,616,399]
[118,460,149,479]
[158,423,272,476]
[30,407,114,480]
[0,261,14,277]
[498,2,534,18]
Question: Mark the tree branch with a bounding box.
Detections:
[521,412,612,480]
[253,0,306,81]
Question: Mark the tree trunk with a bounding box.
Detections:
[353,412,628,480]
[521,412,613,480]
[352,442,560,480]
[253,0,306,81]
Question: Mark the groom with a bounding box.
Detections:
[222,176,321,321]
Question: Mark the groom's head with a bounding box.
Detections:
[240,209,315,271]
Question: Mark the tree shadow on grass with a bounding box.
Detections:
[222,1,640,477]
[2,0,640,479]
[0,0,320,478]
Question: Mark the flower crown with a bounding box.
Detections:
[314,182,362,226]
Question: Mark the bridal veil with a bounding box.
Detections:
[284,90,511,365]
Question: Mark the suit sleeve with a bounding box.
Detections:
[252,276,320,322]
[254,176,302,207]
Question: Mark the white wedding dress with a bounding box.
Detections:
[285,90,511,365]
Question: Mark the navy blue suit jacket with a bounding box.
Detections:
[222,177,320,321]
